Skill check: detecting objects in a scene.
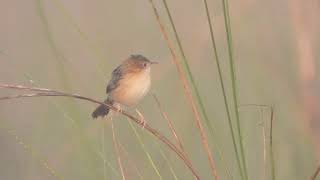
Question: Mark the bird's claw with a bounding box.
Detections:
[115,104,123,114]
[135,109,146,129]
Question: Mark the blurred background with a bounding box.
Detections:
[0,0,319,179]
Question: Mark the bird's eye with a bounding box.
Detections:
[143,63,147,68]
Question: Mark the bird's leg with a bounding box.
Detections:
[135,108,146,129]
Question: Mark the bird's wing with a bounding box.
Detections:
[106,65,123,94]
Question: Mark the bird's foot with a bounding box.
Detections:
[114,104,123,114]
[135,109,146,129]
[109,103,123,117]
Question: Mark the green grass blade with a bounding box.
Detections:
[159,0,236,178]
[46,0,108,74]
[159,149,179,180]
[220,0,249,179]
[269,107,275,180]
[161,0,215,139]
[101,123,107,180]
[202,0,243,179]
[36,0,71,91]
[118,141,145,180]
[111,121,127,180]
[128,120,163,180]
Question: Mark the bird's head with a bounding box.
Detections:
[125,54,157,73]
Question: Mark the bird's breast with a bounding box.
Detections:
[110,71,151,106]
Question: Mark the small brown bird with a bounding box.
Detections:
[92,54,157,122]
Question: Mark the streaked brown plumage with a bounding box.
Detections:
[92,54,156,119]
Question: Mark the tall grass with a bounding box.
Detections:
[148,0,220,178]
[128,120,164,180]
[111,121,127,180]
[35,2,114,177]
[221,0,248,179]
[118,141,144,180]
[202,0,244,179]
[269,106,276,180]
[39,1,174,179]
[100,122,108,180]
[2,0,317,179]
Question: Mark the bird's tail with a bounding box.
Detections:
[92,98,114,119]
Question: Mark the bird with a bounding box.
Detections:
[92,54,157,125]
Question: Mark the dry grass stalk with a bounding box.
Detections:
[239,104,276,179]
[153,94,197,179]
[118,141,144,180]
[311,164,320,180]
[147,1,218,179]
[0,83,200,179]
[152,94,187,155]
[111,121,127,180]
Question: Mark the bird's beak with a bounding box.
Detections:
[151,61,158,65]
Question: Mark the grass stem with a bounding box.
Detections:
[220,0,248,179]
[111,121,127,180]
[0,83,200,179]
[149,0,219,178]
[202,0,243,179]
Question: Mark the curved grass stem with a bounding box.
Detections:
[0,83,200,179]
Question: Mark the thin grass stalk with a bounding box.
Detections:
[0,52,120,179]
[36,0,71,91]
[239,104,276,180]
[159,149,179,180]
[2,63,102,178]
[148,0,218,178]
[50,0,102,58]
[260,109,267,180]
[0,50,69,180]
[1,94,104,179]
[0,83,200,179]
[152,94,186,155]
[0,127,64,180]
[111,121,127,180]
[153,95,196,180]
[118,142,144,180]
[269,106,275,180]
[101,122,107,180]
[128,120,163,180]
[160,0,216,141]
[220,0,248,179]
[202,0,243,179]
[96,152,121,178]
[153,94,193,179]
[160,1,234,178]
[311,165,320,180]
[48,0,107,74]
